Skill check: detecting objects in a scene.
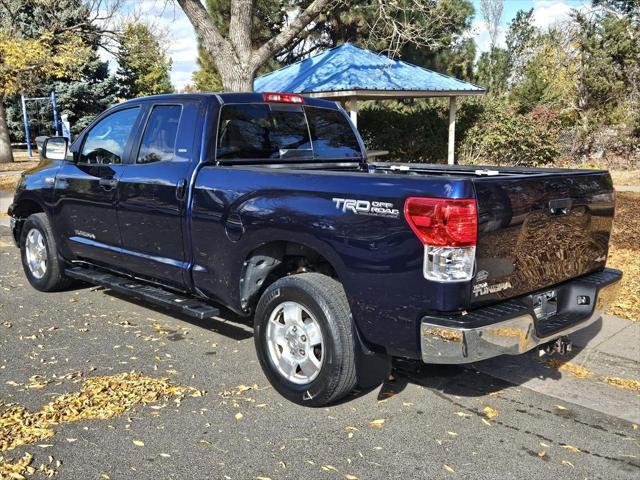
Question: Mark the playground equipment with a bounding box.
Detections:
[20,91,61,157]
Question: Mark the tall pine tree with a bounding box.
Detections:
[116,23,174,99]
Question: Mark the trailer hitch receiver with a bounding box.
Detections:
[541,336,573,356]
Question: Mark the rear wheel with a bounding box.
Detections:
[254,273,357,406]
[20,213,73,292]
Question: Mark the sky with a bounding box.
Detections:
[118,0,591,90]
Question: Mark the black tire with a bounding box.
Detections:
[254,273,357,406]
[20,213,73,292]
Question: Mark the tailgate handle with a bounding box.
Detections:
[549,198,572,215]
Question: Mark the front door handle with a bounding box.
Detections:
[176,178,188,200]
[99,178,118,190]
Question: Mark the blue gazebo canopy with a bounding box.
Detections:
[254,43,484,99]
[254,43,484,165]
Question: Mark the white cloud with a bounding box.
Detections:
[473,1,589,53]
[531,1,575,29]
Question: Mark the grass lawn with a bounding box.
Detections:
[0,174,20,193]
[610,169,640,186]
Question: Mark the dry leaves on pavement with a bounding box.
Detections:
[606,192,640,321]
[1,372,200,453]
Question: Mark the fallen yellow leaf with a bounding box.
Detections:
[322,465,339,472]
[600,376,640,392]
[544,359,591,378]
[454,411,471,418]
[444,464,455,473]
[561,460,574,467]
[235,412,244,421]
[345,475,358,480]
[561,445,580,453]
[133,440,144,446]
[482,406,498,419]
[370,419,385,428]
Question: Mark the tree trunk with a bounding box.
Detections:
[0,97,14,164]
[177,0,335,94]
[219,64,256,92]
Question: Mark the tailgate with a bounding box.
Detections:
[471,172,615,307]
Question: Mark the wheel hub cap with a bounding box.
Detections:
[25,228,47,279]
[266,301,324,385]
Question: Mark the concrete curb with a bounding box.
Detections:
[472,315,640,424]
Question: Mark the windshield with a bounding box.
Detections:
[216,103,362,162]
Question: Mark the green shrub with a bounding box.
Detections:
[459,102,560,167]
[357,100,482,163]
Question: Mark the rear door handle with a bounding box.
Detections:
[99,178,118,190]
[176,178,188,200]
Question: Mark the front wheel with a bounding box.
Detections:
[254,273,357,406]
[20,213,73,292]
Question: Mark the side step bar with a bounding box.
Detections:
[65,266,220,320]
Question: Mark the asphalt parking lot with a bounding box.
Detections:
[0,226,639,480]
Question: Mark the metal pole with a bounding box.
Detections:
[447,96,457,165]
[51,90,60,136]
[21,94,32,158]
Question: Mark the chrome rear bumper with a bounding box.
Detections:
[420,270,622,364]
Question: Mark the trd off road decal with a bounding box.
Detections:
[332,198,400,218]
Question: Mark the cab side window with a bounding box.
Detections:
[137,105,182,164]
[80,107,140,165]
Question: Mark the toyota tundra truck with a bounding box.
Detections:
[8,92,622,406]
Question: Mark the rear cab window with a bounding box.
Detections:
[216,103,362,162]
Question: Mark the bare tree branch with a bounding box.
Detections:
[364,0,469,58]
[252,0,339,68]
[480,0,503,50]
[176,0,230,59]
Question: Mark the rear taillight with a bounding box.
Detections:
[404,197,478,282]
[262,92,304,104]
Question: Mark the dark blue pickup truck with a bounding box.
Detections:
[8,92,622,405]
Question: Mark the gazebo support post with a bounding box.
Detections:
[347,97,358,128]
[448,96,457,165]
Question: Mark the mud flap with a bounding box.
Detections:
[354,326,391,389]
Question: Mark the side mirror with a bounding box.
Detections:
[41,137,69,161]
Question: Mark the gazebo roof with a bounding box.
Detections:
[254,43,485,100]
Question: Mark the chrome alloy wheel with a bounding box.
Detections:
[25,228,47,279]
[266,301,324,385]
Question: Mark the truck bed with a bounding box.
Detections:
[222,160,615,310]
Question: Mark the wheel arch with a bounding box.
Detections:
[239,240,344,314]
[9,196,48,244]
